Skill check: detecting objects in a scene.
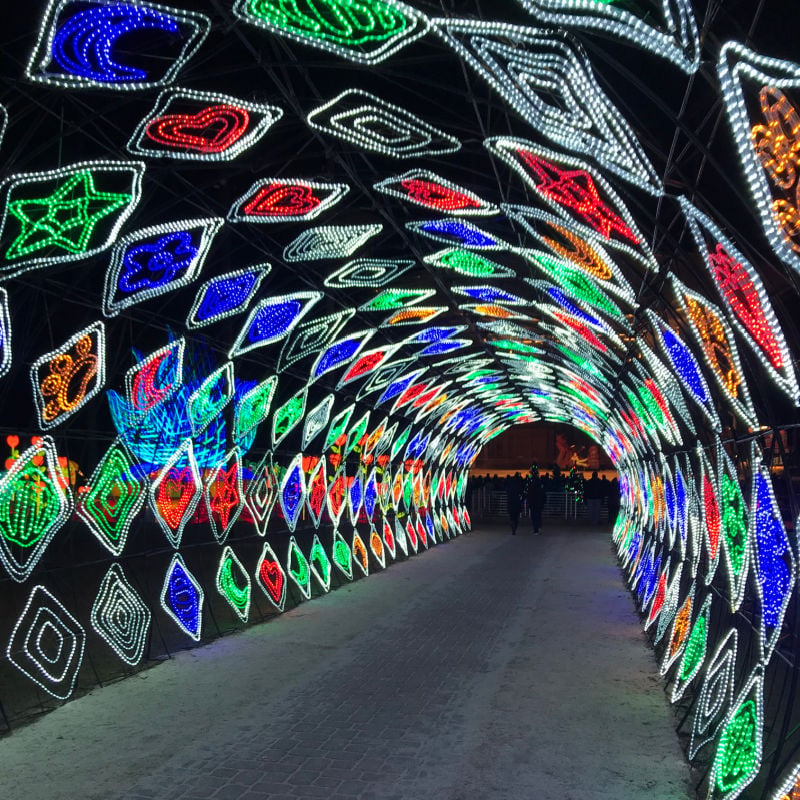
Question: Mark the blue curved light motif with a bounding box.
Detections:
[314,339,361,378]
[165,560,201,638]
[419,220,497,247]
[52,4,180,83]
[119,231,197,293]
[661,329,708,404]
[196,271,260,323]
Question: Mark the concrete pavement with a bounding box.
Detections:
[0,523,690,800]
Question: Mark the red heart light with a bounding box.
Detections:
[242,183,321,217]
[6,435,18,449]
[145,104,250,154]
[258,559,284,604]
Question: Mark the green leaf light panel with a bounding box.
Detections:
[216,546,252,623]
[234,375,278,443]
[671,594,712,703]
[7,584,86,699]
[423,248,515,278]
[325,403,354,451]
[717,446,750,613]
[234,0,429,65]
[708,667,764,800]
[0,436,74,582]
[287,537,312,600]
[309,534,332,593]
[272,389,307,449]
[188,361,234,436]
[345,412,370,458]
[77,439,145,556]
[91,563,151,666]
[358,288,435,312]
[332,529,353,581]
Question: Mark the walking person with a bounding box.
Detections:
[585,471,602,525]
[526,467,545,534]
[607,476,621,525]
[506,472,523,535]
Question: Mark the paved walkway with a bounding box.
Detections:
[0,524,690,800]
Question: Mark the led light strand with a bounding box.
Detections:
[7,584,86,699]
[308,89,460,158]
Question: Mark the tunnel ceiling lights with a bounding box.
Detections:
[1,0,799,795]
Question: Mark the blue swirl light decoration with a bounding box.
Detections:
[119,231,198,293]
[51,4,181,83]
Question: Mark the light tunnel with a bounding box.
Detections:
[0,0,799,797]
